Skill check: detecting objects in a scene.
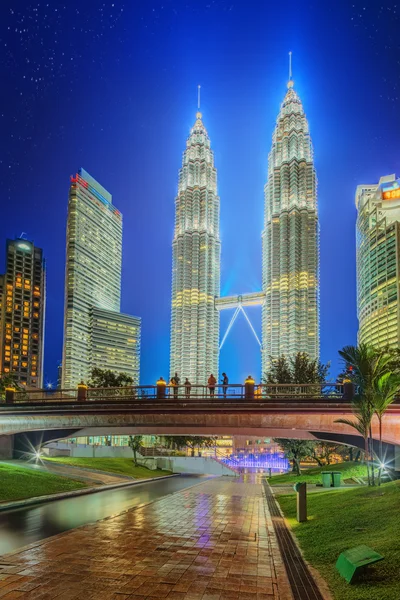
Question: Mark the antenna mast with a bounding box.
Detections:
[289,51,292,80]
[197,84,201,110]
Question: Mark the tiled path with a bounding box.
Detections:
[0,475,293,599]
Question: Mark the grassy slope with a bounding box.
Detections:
[0,462,86,503]
[44,457,172,478]
[270,461,367,486]
[277,481,400,600]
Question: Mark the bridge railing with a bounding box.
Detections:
[4,382,348,404]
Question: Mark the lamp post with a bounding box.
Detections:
[156,377,167,400]
[244,376,255,400]
[77,382,88,402]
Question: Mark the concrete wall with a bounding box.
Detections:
[45,443,236,476]
[45,443,133,458]
[157,456,237,476]
[0,435,13,459]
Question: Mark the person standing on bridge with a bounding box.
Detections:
[184,377,191,398]
[171,372,180,399]
[208,373,217,398]
[221,372,229,398]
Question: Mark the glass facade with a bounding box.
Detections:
[262,79,319,374]
[356,175,400,348]
[0,238,46,388]
[90,307,141,384]
[170,112,221,384]
[62,168,140,388]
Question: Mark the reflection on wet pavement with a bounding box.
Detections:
[0,473,293,599]
[0,474,209,555]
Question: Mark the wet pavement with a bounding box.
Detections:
[0,475,209,556]
[0,474,292,599]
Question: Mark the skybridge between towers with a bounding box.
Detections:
[215,291,266,351]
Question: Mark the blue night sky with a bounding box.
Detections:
[0,0,399,386]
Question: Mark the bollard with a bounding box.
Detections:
[5,387,15,405]
[294,482,307,522]
[268,467,272,479]
[77,382,88,402]
[244,376,255,400]
[156,377,167,399]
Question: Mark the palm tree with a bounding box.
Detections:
[373,372,400,484]
[336,344,394,485]
[335,394,374,485]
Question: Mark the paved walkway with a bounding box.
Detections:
[0,475,293,599]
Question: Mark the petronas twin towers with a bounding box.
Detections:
[170,70,319,384]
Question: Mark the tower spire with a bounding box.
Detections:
[288,51,294,88]
[196,85,202,121]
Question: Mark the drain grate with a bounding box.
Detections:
[263,481,324,600]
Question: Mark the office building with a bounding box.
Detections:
[90,307,140,384]
[0,238,46,387]
[170,110,221,383]
[262,75,319,374]
[356,174,400,348]
[62,168,140,388]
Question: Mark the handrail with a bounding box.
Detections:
[5,382,351,405]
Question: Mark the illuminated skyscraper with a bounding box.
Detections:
[170,111,221,383]
[356,174,400,348]
[0,238,46,388]
[90,308,141,383]
[262,74,319,373]
[62,169,140,387]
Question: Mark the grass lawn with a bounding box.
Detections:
[277,481,400,600]
[270,461,368,486]
[44,457,172,479]
[0,462,86,503]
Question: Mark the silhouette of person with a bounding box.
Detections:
[221,372,229,398]
[208,373,217,398]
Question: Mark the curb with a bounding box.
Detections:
[270,483,333,600]
[0,473,181,513]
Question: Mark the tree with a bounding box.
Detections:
[311,442,341,466]
[87,368,134,398]
[265,352,330,384]
[274,439,316,475]
[164,436,215,457]
[373,372,400,483]
[128,435,143,466]
[88,368,133,388]
[335,344,396,485]
[0,374,23,401]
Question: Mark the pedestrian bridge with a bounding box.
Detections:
[1,384,400,452]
